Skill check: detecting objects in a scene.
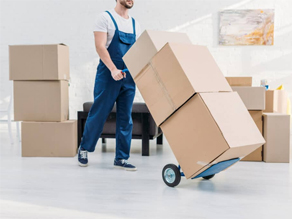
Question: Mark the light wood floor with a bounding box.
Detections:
[0,124,291,219]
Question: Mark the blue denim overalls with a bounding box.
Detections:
[80,11,136,160]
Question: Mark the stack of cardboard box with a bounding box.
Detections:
[226,77,265,161]
[9,44,77,157]
[226,77,290,163]
[263,89,290,163]
[264,89,289,114]
[123,30,265,179]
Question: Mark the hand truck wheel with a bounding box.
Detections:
[162,164,181,187]
[202,174,215,180]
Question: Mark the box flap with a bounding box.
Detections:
[9,44,68,80]
[200,92,266,148]
[160,94,230,179]
[225,77,252,86]
[151,43,232,93]
[10,44,66,46]
[263,113,290,163]
[22,120,77,157]
[232,86,265,110]
[123,30,192,79]
[135,64,178,126]
[9,45,43,80]
[43,45,58,79]
[146,30,191,51]
[14,81,69,122]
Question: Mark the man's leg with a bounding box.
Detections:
[115,85,136,160]
[80,96,115,152]
[80,67,122,153]
[78,88,117,167]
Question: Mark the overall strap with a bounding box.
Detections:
[132,17,136,35]
[105,11,118,30]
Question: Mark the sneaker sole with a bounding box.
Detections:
[78,162,88,167]
[114,166,137,171]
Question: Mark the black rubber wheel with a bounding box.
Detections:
[162,164,181,187]
[202,174,215,180]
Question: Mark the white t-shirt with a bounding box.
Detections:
[93,9,141,48]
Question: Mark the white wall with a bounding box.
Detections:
[0,0,291,120]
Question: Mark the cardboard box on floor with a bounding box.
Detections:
[9,44,70,80]
[123,30,192,79]
[225,77,252,86]
[160,92,265,179]
[263,113,290,163]
[241,111,263,161]
[264,90,289,114]
[21,120,77,157]
[14,81,69,122]
[127,42,232,126]
[232,86,265,110]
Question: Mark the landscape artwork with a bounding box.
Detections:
[219,9,274,46]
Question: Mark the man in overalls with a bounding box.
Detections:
[78,0,141,171]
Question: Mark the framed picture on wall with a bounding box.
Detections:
[219,9,275,46]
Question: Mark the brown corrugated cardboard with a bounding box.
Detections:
[9,44,69,80]
[21,120,77,157]
[160,92,265,179]
[242,147,262,161]
[264,90,288,114]
[232,86,265,110]
[263,113,290,163]
[225,77,252,86]
[135,43,232,126]
[241,111,263,161]
[123,30,192,79]
[14,80,69,122]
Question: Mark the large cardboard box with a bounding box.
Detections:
[225,77,252,86]
[160,92,265,179]
[264,90,288,114]
[21,120,77,157]
[232,86,265,110]
[123,30,192,79]
[131,43,232,126]
[9,44,69,80]
[263,113,290,163]
[14,81,69,122]
[241,111,263,161]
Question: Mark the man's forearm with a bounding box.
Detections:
[96,46,117,71]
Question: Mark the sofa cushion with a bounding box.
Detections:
[83,102,150,113]
[83,102,158,136]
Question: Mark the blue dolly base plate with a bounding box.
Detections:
[192,157,240,179]
[163,158,240,187]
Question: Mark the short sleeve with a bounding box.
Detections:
[93,12,108,32]
[135,20,142,38]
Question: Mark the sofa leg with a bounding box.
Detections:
[142,114,150,156]
[157,134,163,145]
[142,136,150,156]
[77,112,83,147]
[101,138,106,152]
